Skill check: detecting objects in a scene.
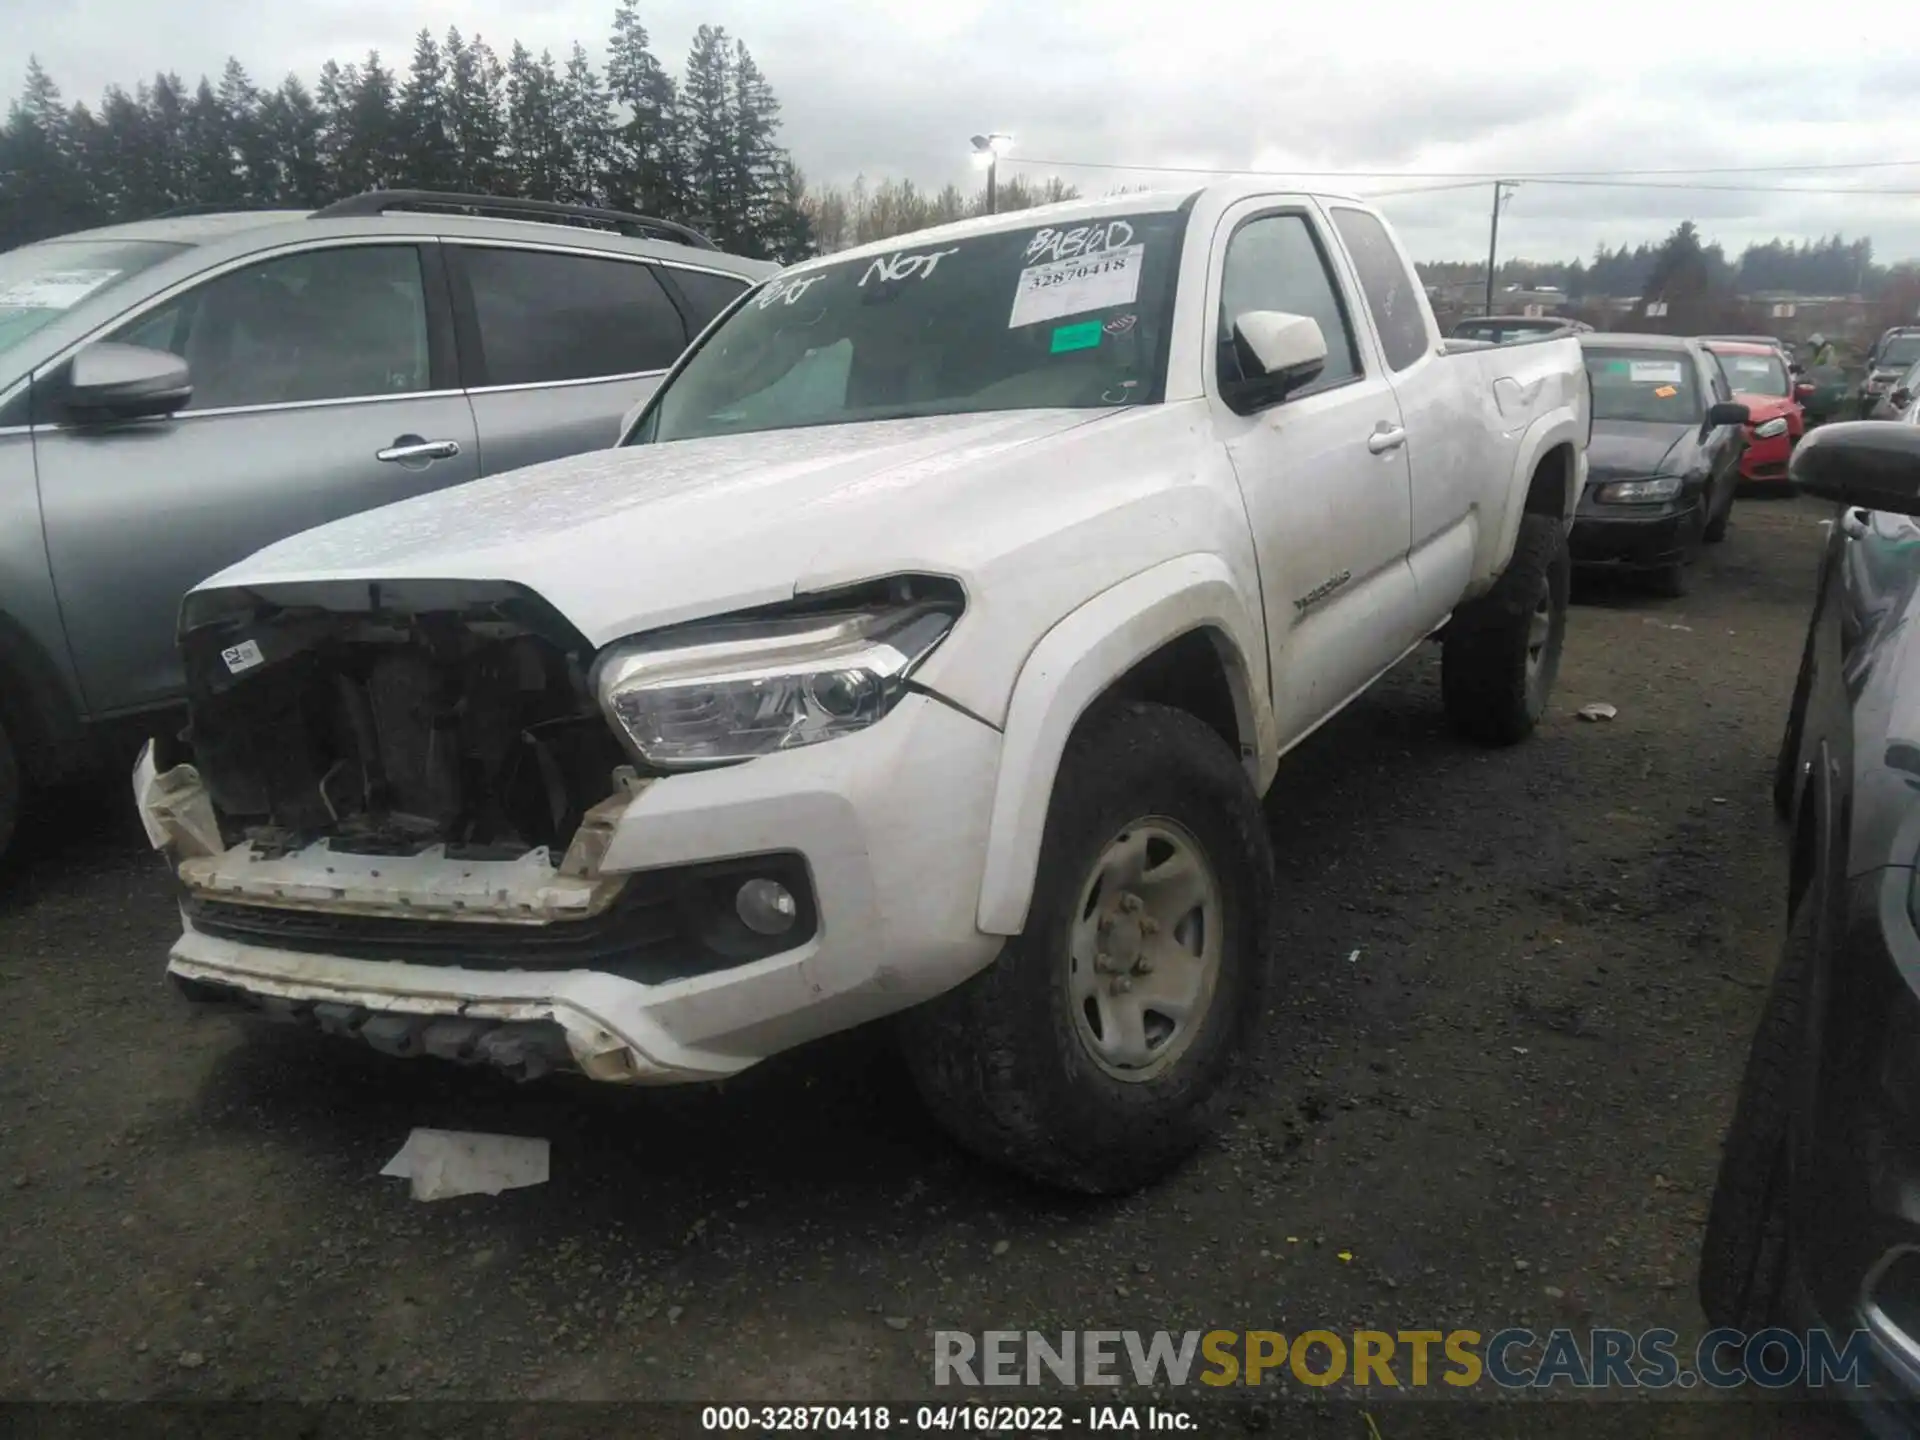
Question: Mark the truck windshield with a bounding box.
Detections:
[1584,348,1702,423]
[0,239,185,362]
[1709,350,1789,397]
[634,210,1187,444]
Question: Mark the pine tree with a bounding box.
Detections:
[679,25,734,244]
[398,29,454,191]
[728,40,782,255]
[256,76,326,204]
[183,74,245,206]
[339,51,402,193]
[0,59,93,246]
[443,30,508,194]
[556,44,614,206]
[605,0,680,218]
[505,43,568,200]
[217,59,268,203]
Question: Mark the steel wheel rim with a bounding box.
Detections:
[1065,817,1224,1083]
[1525,582,1553,683]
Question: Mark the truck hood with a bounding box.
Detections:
[197,410,1122,644]
[1587,420,1691,482]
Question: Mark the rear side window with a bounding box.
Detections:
[1329,208,1430,372]
[462,248,688,387]
[662,267,750,335]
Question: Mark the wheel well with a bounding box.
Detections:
[1088,628,1245,760]
[1525,443,1574,520]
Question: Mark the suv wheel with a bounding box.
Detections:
[1698,890,1814,1330]
[1441,512,1570,745]
[900,702,1275,1194]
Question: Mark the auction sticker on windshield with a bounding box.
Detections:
[1010,245,1144,329]
[1628,360,1685,384]
[0,269,121,310]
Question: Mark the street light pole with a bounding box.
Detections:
[970,133,1012,215]
[1485,180,1516,315]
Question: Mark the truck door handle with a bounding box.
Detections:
[1840,507,1871,540]
[1367,424,1408,454]
[376,436,462,464]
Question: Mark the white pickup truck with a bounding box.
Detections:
[136,183,1590,1194]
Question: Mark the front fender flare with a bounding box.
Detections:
[972,554,1270,936]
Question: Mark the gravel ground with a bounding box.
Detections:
[0,495,1866,1435]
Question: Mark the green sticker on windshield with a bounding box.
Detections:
[1050,321,1103,354]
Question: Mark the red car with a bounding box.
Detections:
[1702,340,1805,484]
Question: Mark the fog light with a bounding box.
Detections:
[736,878,798,936]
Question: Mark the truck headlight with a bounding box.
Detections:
[1754,417,1790,439]
[1596,475,1683,504]
[595,588,961,768]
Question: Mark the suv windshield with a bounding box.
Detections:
[0,239,185,361]
[634,210,1187,444]
[1880,336,1920,370]
[1709,349,1789,397]
[1584,347,1702,423]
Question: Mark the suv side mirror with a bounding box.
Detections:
[1222,311,1328,413]
[64,342,191,423]
[1896,388,1914,412]
[1707,400,1751,428]
[1792,420,1920,516]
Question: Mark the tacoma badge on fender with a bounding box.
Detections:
[1293,571,1353,613]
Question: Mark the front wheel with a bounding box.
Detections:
[900,701,1275,1194]
[1441,512,1570,746]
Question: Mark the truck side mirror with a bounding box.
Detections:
[1792,420,1920,516]
[1222,311,1328,414]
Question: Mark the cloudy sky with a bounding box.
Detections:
[5,0,1915,263]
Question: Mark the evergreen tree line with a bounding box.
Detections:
[1417,229,1888,300]
[0,6,815,260]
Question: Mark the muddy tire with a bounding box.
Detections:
[899,701,1274,1194]
[1698,893,1813,1330]
[0,715,17,867]
[1441,512,1569,746]
[1772,625,1816,820]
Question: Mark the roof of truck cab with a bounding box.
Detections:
[1581,332,1697,351]
[782,181,1373,272]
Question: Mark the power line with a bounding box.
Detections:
[1004,154,1920,186]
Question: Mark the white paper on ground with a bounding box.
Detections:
[1008,244,1144,329]
[380,1128,550,1201]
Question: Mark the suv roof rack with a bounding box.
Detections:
[309,190,719,251]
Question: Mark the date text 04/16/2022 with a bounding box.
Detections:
[699,1404,1196,1432]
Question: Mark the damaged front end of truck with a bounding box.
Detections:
[137,577,816,1082]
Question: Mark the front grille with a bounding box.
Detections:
[183,852,817,986]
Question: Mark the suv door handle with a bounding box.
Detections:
[1367,424,1408,454]
[1840,507,1871,540]
[376,436,462,464]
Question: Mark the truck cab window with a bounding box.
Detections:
[1216,213,1359,394]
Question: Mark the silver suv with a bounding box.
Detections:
[0,191,775,860]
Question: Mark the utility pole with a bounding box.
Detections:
[971,133,1012,215]
[1485,181,1516,314]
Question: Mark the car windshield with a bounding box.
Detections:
[1881,336,1920,369]
[1584,347,1702,423]
[633,210,1187,444]
[0,239,185,362]
[1710,350,1789,397]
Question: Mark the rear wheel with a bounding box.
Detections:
[900,701,1275,1194]
[1441,512,1569,746]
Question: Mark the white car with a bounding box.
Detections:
[136,184,1590,1193]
